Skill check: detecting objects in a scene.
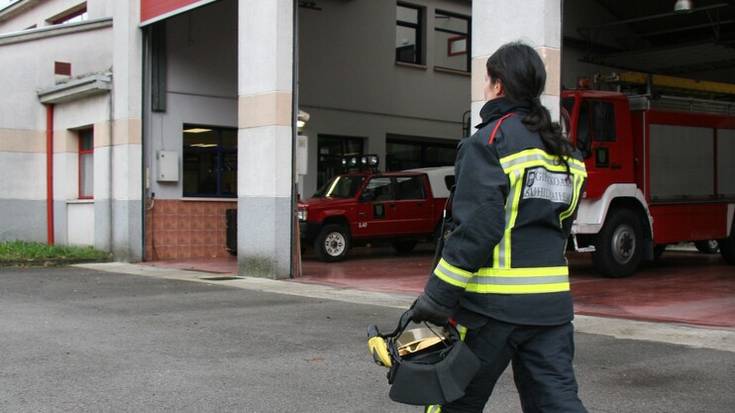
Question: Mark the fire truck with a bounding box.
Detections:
[564,72,735,277]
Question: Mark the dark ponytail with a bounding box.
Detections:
[486,42,573,172]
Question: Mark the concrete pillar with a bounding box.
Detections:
[94,0,143,261]
[471,0,562,128]
[237,0,294,278]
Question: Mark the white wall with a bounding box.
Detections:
[0,16,112,243]
[298,0,471,196]
[299,0,470,123]
[0,27,112,130]
[67,201,94,245]
[0,0,112,34]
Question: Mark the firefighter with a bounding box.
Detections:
[412,42,588,413]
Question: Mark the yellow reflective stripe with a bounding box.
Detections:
[505,170,523,267]
[433,258,472,288]
[504,159,587,177]
[456,324,468,341]
[438,258,471,277]
[500,148,555,164]
[425,406,442,413]
[475,266,568,276]
[465,282,570,294]
[500,149,587,176]
[468,266,570,293]
[493,243,500,268]
[560,173,585,223]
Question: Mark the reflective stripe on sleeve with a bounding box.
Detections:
[433,258,473,288]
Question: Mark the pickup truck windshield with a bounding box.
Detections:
[314,176,365,198]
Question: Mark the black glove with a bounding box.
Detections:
[410,294,453,325]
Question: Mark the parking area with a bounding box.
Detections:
[146,245,735,329]
[3,266,734,412]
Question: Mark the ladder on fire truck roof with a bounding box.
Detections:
[596,71,735,116]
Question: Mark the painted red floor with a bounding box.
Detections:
[146,246,735,329]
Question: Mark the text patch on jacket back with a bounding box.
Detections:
[522,168,572,204]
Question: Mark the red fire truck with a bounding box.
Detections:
[563,72,735,277]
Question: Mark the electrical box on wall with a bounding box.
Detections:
[296,135,308,176]
[157,151,179,182]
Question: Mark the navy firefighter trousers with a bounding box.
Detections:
[437,318,587,413]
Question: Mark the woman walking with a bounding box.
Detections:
[412,42,588,413]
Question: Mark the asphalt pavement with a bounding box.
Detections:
[0,266,733,412]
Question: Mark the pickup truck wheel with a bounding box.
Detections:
[694,240,719,254]
[653,244,667,260]
[392,240,417,254]
[314,224,351,262]
[719,235,735,265]
[592,209,643,278]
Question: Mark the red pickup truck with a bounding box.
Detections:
[298,166,454,262]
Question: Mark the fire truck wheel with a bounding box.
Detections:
[694,240,720,254]
[314,224,351,262]
[392,240,417,254]
[592,209,643,278]
[719,236,735,265]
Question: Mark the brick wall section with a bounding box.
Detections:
[145,200,237,260]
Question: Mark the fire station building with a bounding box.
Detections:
[1,0,733,278]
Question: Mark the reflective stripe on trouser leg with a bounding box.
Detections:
[425,405,442,413]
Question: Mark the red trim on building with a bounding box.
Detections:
[45,105,55,245]
[141,0,201,23]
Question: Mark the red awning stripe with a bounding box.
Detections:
[140,0,218,26]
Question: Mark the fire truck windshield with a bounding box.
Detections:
[314,176,365,198]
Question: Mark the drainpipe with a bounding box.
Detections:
[45,104,55,245]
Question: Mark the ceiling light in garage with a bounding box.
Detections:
[183,128,212,133]
[674,0,693,14]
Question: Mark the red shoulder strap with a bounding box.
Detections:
[487,113,514,145]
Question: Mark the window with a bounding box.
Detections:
[48,3,88,25]
[365,177,395,202]
[317,135,364,187]
[395,176,425,200]
[182,125,237,198]
[78,129,93,199]
[314,175,365,199]
[386,136,457,171]
[577,100,616,144]
[434,10,470,72]
[396,3,423,65]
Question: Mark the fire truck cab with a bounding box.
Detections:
[563,74,735,277]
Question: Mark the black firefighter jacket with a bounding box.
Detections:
[424,99,588,326]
